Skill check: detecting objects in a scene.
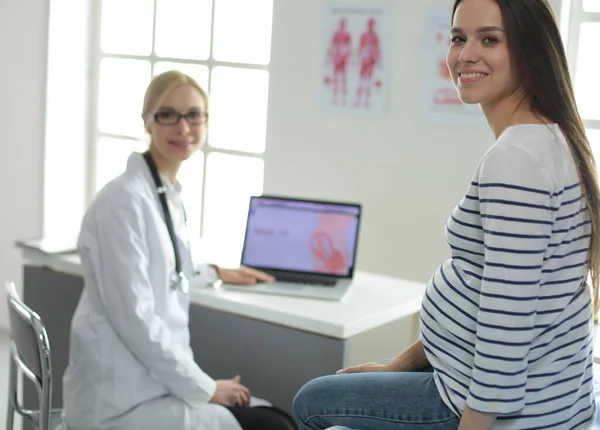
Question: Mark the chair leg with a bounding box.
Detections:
[6,358,17,430]
[6,402,14,430]
[40,384,52,430]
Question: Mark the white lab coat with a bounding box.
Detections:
[58,152,243,430]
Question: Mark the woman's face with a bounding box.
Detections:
[446,0,519,107]
[145,83,208,165]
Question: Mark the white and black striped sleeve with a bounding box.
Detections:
[467,145,554,415]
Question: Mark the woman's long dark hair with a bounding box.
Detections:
[452,0,600,315]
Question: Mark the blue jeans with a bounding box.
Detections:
[293,371,459,430]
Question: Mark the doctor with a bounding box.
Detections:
[57,70,295,430]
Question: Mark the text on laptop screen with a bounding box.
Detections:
[241,197,360,276]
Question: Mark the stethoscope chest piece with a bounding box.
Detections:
[170,271,189,294]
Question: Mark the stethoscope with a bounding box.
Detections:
[143,151,190,294]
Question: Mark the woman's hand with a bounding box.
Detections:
[458,405,496,430]
[218,266,275,285]
[336,361,396,374]
[209,375,251,407]
[337,340,431,374]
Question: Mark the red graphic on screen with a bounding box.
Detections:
[309,232,346,274]
[355,18,381,109]
[308,213,354,275]
[325,18,353,106]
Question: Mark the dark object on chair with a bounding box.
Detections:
[5,281,64,430]
[226,405,298,430]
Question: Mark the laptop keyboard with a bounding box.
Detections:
[265,271,338,287]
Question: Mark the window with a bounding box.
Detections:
[563,0,600,161]
[91,0,273,267]
[565,0,600,359]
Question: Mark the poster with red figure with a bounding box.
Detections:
[421,11,486,125]
[320,3,390,116]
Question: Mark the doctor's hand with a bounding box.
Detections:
[218,266,275,285]
[210,375,251,407]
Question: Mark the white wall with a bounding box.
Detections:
[0,1,48,329]
[0,0,566,330]
[264,0,492,283]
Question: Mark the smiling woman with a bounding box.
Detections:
[52,70,294,430]
[292,0,599,429]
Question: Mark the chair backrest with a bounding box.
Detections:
[6,281,51,382]
[5,281,53,430]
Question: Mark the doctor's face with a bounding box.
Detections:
[146,83,208,164]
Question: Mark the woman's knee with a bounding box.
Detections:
[293,374,341,422]
[293,377,319,421]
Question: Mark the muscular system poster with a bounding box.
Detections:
[320,2,391,116]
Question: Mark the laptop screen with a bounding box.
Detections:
[241,196,361,277]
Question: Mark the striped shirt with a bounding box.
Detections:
[421,124,596,429]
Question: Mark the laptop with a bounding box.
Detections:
[222,195,362,301]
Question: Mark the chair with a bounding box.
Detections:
[5,281,64,430]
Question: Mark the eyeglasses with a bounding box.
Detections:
[153,108,209,126]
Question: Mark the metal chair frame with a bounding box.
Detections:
[5,281,60,430]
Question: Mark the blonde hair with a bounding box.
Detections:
[142,70,209,117]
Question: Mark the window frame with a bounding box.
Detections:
[86,0,270,239]
[564,0,600,131]
[565,0,600,360]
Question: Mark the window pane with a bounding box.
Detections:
[209,67,269,153]
[213,0,273,64]
[575,23,600,121]
[100,0,154,55]
[96,137,146,192]
[178,151,205,239]
[153,62,210,91]
[98,58,151,137]
[155,0,212,60]
[583,0,600,12]
[202,153,264,267]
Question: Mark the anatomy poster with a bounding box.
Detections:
[320,2,391,116]
[421,11,486,125]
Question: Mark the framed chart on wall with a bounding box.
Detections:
[319,2,391,116]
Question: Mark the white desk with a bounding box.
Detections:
[193,273,425,339]
[18,245,426,415]
[19,246,426,340]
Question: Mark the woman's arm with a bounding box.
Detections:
[458,406,496,430]
[464,145,553,416]
[387,339,431,372]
